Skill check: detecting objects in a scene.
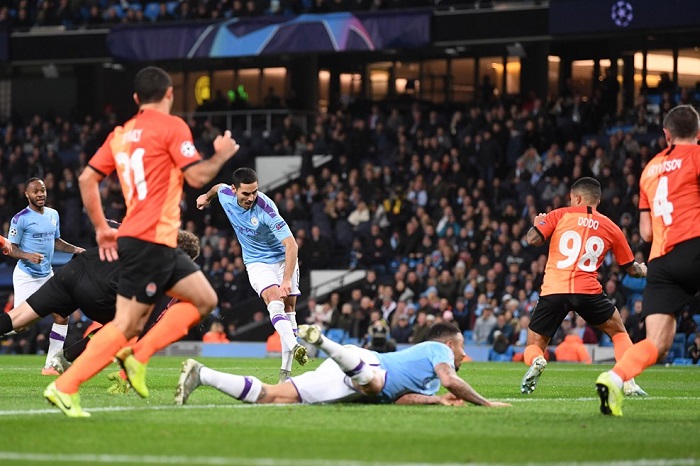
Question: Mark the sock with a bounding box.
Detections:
[55,323,127,394]
[62,328,101,362]
[45,324,68,368]
[612,339,660,382]
[523,345,545,366]
[269,301,297,350]
[317,335,374,385]
[132,302,201,364]
[200,367,262,403]
[280,337,293,372]
[608,370,623,388]
[286,311,298,336]
[612,332,633,362]
[0,313,12,335]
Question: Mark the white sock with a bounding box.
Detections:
[608,370,623,388]
[280,336,293,372]
[45,324,68,368]
[269,301,297,350]
[200,367,262,403]
[318,336,374,385]
[286,311,298,336]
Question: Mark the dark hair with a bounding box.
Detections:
[177,229,201,260]
[426,322,461,342]
[134,66,172,105]
[231,167,258,189]
[24,177,44,191]
[571,176,601,201]
[663,105,700,140]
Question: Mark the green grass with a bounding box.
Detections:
[0,355,699,465]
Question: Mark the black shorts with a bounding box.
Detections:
[26,250,119,324]
[117,237,199,304]
[642,237,700,318]
[529,293,616,338]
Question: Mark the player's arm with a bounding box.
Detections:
[8,244,43,263]
[610,221,647,278]
[196,183,228,210]
[79,166,118,262]
[54,238,85,255]
[625,262,647,278]
[280,235,298,298]
[435,363,510,408]
[394,392,464,406]
[525,213,548,247]
[183,131,239,189]
[639,210,652,243]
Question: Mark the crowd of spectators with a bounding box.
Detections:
[0,0,487,30]
[1,68,699,356]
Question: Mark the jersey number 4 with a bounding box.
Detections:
[556,231,604,272]
[652,176,674,225]
[116,148,148,202]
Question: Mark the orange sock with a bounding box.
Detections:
[131,302,201,364]
[612,339,659,381]
[523,345,545,366]
[612,332,633,362]
[56,323,127,394]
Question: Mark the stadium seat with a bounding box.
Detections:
[325,328,347,344]
[674,334,687,345]
[693,314,700,327]
[463,330,474,344]
[598,334,613,347]
[672,358,693,366]
[488,347,514,362]
[143,2,160,21]
[688,333,696,346]
[344,337,360,346]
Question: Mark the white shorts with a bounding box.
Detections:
[247,260,300,297]
[13,267,53,307]
[289,346,382,404]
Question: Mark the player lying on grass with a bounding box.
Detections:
[0,229,201,392]
[176,322,511,408]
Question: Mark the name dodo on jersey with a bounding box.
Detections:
[577,217,599,230]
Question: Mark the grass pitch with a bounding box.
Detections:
[0,355,698,465]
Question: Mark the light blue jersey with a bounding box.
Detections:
[8,207,60,278]
[375,341,454,402]
[217,187,292,265]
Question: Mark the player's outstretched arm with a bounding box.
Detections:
[525,213,547,247]
[435,363,511,408]
[395,392,464,406]
[54,238,85,255]
[196,183,228,210]
[184,131,239,189]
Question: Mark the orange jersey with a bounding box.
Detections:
[536,206,634,296]
[88,109,201,247]
[639,144,700,261]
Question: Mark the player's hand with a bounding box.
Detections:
[484,401,512,408]
[1,242,12,256]
[196,194,211,210]
[533,212,547,226]
[96,226,119,262]
[439,393,465,406]
[279,279,293,298]
[27,252,44,264]
[213,130,240,159]
[74,247,86,254]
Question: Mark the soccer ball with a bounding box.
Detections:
[611,1,633,27]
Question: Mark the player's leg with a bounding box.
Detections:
[175,358,293,405]
[298,324,377,388]
[0,301,42,335]
[593,307,647,396]
[45,312,69,375]
[252,261,307,376]
[520,296,566,394]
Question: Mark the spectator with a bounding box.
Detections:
[203,321,230,344]
[687,333,700,364]
[574,314,598,344]
[391,314,412,344]
[473,306,497,345]
[409,311,432,344]
[555,329,592,364]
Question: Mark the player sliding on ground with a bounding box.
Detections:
[175,322,510,408]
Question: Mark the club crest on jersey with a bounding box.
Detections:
[250,217,259,227]
[180,141,197,158]
[51,218,57,226]
[145,282,157,297]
